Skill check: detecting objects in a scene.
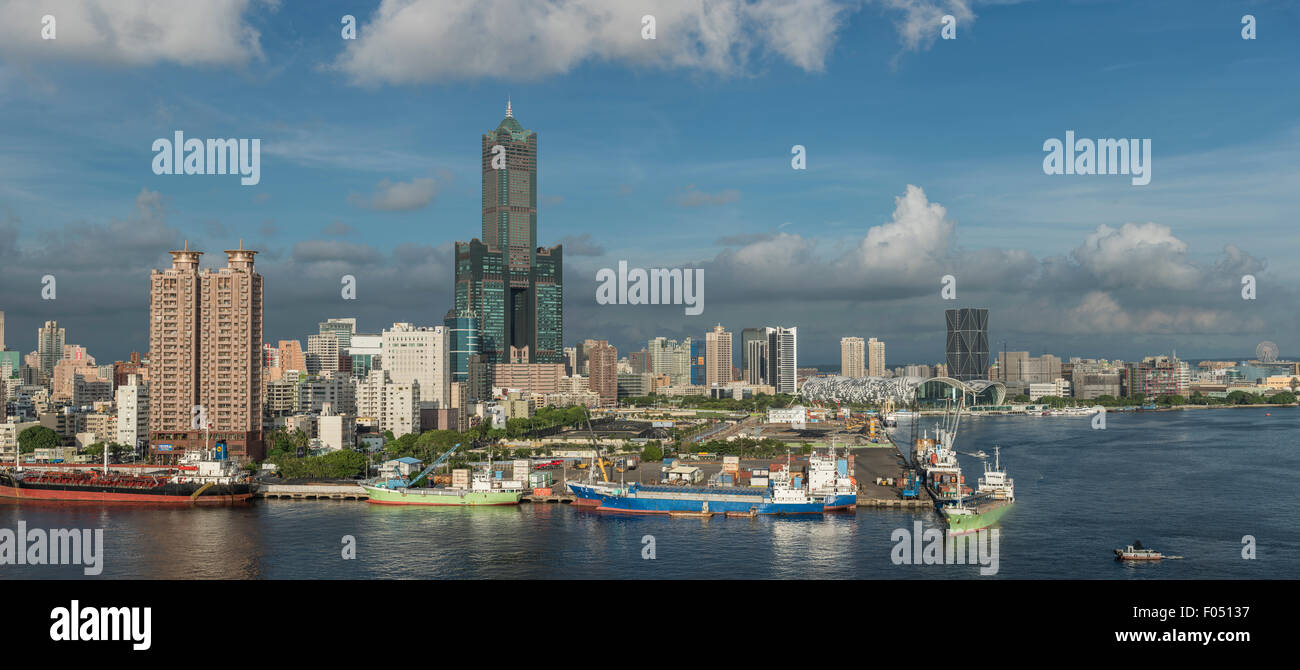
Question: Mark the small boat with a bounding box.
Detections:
[1115,541,1162,561]
[971,450,988,459]
[725,507,758,518]
[670,501,714,518]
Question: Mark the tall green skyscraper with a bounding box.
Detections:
[455,101,563,364]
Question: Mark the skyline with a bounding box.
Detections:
[1,1,1297,364]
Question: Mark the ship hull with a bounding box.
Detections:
[362,484,521,506]
[943,501,1013,535]
[584,486,855,515]
[0,474,251,504]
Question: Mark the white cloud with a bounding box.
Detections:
[0,0,265,66]
[348,177,438,211]
[334,0,859,85]
[879,0,975,52]
[676,185,741,207]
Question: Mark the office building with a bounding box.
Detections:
[443,309,480,385]
[37,320,66,381]
[767,327,798,394]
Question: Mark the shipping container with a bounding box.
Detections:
[533,487,552,496]
[751,477,769,486]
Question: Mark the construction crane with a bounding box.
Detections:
[581,407,610,482]
[404,443,462,488]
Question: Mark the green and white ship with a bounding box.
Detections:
[942,446,1015,536]
[361,443,523,507]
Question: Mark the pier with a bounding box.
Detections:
[254,483,368,500]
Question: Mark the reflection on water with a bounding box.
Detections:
[2,409,1298,579]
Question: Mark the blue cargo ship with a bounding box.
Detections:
[568,450,856,515]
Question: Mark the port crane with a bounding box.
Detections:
[403,443,462,488]
[581,407,611,483]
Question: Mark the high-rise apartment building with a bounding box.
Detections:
[867,337,886,377]
[585,339,618,407]
[706,324,733,388]
[354,369,420,437]
[148,242,264,461]
[648,337,693,387]
[945,308,989,382]
[454,102,563,365]
[767,327,798,394]
[840,337,865,378]
[37,320,66,381]
[381,323,450,409]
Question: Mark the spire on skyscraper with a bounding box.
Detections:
[506,97,513,118]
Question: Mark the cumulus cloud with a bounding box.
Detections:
[0,0,265,66]
[561,184,1288,361]
[333,0,859,85]
[348,177,438,211]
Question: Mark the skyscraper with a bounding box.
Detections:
[0,310,5,350]
[945,308,989,382]
[767,327,798,394]
[744,337,768,385]
[455,101,563,365]
[149,242,264,462]
[867,337,886,377]
[443,309,480,385]
[840,337,865,378]
[706,324,733,388]
[37,320,66,380]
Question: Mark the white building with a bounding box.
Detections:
[382,322,450,409]
[317,403,356,452]
[1029,378,1072,401]
[354,369,421,438]
[766,405,808,425]
[0,419,19,463]
[115,375,148,451]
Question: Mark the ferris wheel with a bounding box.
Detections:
[1256,341,1279,363]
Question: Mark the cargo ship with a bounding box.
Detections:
[0,450,251,504]
[942,446,1015,536]
[572,450,856,515]
[361,443,523,506]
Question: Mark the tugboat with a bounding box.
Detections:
[1115,540,1163,561]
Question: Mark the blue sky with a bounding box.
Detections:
[1,0,1297,367]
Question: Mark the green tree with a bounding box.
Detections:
[1267,391,1296,405]
[18,426,61,454]
[640,442,664,462]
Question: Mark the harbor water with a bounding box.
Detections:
[3,408,1297,579]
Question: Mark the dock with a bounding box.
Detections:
[254,483,368,500]
[520,493,576,504]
